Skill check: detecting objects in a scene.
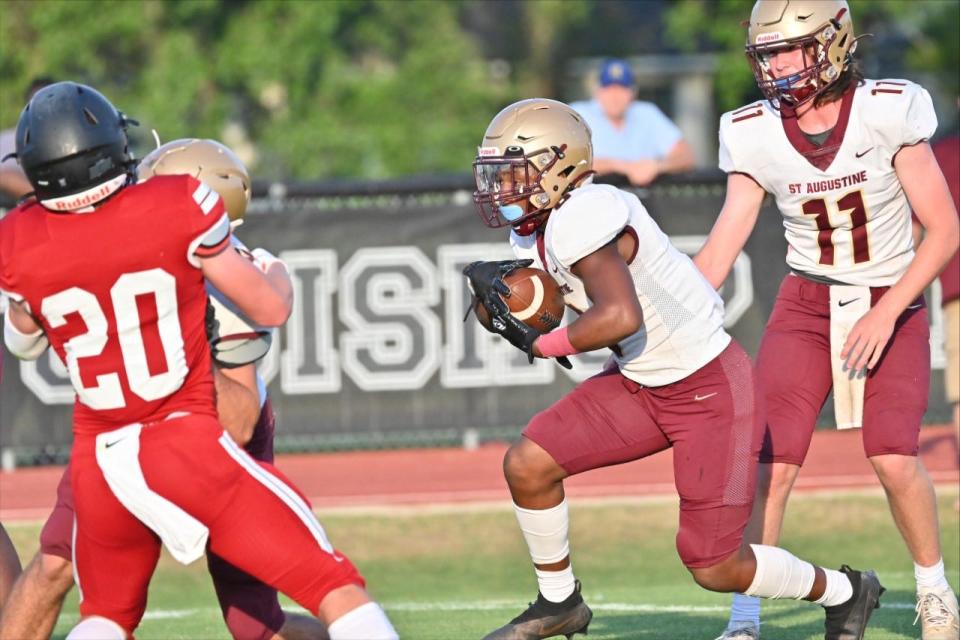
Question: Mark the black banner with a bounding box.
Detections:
[1,176,952,463]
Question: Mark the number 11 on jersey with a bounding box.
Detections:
[801,190,871,266]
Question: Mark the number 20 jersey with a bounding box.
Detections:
[719,79,937,286]
[0,174,231,435]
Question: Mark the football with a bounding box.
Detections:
[473,267,565,333]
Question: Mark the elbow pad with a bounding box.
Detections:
[4,312,49,360]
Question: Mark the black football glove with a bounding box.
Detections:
[482,289,573,370]
[462,259,533,301]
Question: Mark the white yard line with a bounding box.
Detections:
[79,600,918,621]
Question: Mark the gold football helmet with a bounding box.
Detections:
[473,99,593,236]
[138,138,251,221]
[745,0,856,109]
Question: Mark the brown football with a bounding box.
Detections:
[473,267,565,333]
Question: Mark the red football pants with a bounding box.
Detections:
[70,414,363,634]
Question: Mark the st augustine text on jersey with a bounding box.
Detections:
[787,170,868,195]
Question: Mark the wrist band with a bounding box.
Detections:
[535,327,578,358]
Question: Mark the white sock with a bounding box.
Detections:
[915,558,951,593]
[327,602,398,640]
[813,568,854,607]
[745,544,815,600]
[66,616,127,640]
[728,593,761,628]
[536,565,576,603]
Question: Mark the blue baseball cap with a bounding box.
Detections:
[598,58,635,88]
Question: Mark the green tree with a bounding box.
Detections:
[0,0,510,180]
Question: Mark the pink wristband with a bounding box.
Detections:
[535,327,579,358]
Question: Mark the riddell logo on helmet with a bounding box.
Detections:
[756,32,783,44]
[47,184,114,210]
[41,174,127,211]
[477,147,500,157]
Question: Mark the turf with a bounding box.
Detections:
[5,489,958,639]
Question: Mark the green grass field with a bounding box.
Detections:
[5,488,958,639]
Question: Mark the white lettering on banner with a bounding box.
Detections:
[279,250,341,394]
[20,350,74,405]
[13,243,948,406]
[339,247,441,391]
[438,244,555,388]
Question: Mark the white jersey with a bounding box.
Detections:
[206,236,272,405]
[511,183,730,387]
[719,79,937,286]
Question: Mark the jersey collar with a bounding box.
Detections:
[780,84,856,172]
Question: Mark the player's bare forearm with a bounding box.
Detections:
[200,247,292,327]
[694,173,765,289]
[214,365,260,446]
[880,142,960,317]
[263,260,294,316]
[564,242,643,352]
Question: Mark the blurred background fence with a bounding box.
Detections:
[1,172,952,466]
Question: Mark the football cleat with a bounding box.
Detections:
[914,588,960,640]
[483,580,592,640]
[823,565,885,640]
[714,620,760,640]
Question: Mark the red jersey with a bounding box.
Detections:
[932,135,960,303]
[0,175,232,435]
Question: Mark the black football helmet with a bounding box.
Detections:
[13,82,137,209]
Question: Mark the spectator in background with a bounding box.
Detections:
[0,77,55,201]
[931,132,959,486]
[571,58,695,186]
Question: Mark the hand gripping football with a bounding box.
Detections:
[474,267,565,333]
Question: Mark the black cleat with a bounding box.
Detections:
[483,580,593,640]
[823,565,885,640]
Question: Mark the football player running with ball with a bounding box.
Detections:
[465,98,884,640]
[693,3,960,639]
[0,83,397,640]
[0,140,341,640]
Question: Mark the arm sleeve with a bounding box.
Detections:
[551,188,629,267]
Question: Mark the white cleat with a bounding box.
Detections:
[915,588,960,640]
[714,621,760,640]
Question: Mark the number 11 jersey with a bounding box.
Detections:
[0,174,231,435]
[718,79,937,286]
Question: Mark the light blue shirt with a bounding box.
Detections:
[571,99,683,162]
